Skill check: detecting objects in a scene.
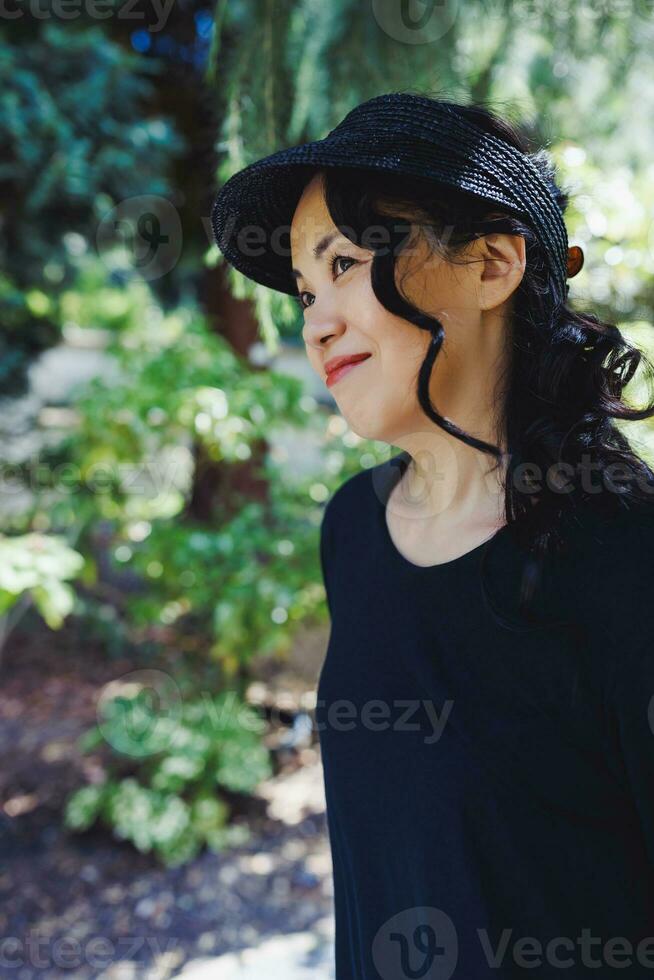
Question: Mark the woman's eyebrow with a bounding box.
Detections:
[291,230,343,282]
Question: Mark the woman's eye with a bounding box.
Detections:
[331,254,356,276]
[296,254,357,311]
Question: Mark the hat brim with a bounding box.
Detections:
[210,137,416,296]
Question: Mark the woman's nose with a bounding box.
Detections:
[302,306,347,350]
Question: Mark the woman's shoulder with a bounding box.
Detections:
[557,498,654,569]
[547,498,654,651]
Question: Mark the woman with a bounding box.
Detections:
[212,92,654,978]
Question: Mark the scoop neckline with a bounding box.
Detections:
[375,450,509,572]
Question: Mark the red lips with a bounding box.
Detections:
[324,352,371,380]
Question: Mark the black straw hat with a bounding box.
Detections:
[211,92,580,299]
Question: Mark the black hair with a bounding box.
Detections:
[300,95,654,626]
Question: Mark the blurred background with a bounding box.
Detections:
[2,1,654,977]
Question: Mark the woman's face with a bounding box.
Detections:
[290,172,514,446]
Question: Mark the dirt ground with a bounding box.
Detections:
[0,618,335,979]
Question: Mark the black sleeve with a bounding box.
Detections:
[592,508,654,870]
[606,644,654,870]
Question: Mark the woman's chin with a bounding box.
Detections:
[336,411,386,445]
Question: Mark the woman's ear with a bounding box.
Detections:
[478,233,526,309]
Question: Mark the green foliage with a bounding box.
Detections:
[548,144,654,324]
[66,293,311,512]
[55,271,360,670]
[0,19,182,279]
[0,532,84,628]
[0,17,185,394]
[58,256,158,337]
[10,255,377,670]
[65,690,270,867]
[0,272,60,394]
[120,486,327,671]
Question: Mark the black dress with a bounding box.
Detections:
[316,450,654,979]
